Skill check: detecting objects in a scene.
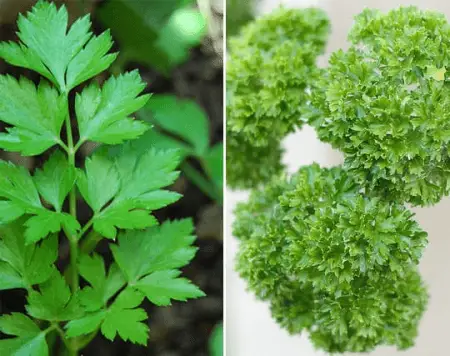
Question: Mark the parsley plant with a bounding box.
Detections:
[0,2,204,355]
[229,6,444,353]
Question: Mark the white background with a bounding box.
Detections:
[226,1,450,355]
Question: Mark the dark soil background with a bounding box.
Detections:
[0,1,223,355]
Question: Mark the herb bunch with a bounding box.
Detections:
[226,8,330,189]
[0,2,204,355]
[229,6,445,353]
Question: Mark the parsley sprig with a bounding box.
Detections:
[0,2,204,355]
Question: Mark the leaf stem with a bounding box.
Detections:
[64,94,79,293]
[80,229,102,254]
[181,161,222,203]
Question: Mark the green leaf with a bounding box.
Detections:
[75,71,150,145]
[82,145,181,239]
[0,77,65,156]
[203,143,223,190]
[209,323,223,356]
[0,160,76,242]
[34,150,75,211]
[111,219,197,282]
[93,201,158,239]
[143,95,209,156]
[100,289,148,345]
[77,154,120,213]
[66,289,149,345]
[131,128,193,159]
[66,30,117,90]
[0,220,58,290]
[0,201,25,225]
[0,1,117,90]
[26,271,81,322]
[65,311,106,339]
[110,220,203,307]
[135,269,205,306]
[78,254,126,312]
[24,210,80,244]
[0,160,42,210]
[98,0,205,74]
[0,313,48,356]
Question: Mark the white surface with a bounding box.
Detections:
[226,1,450,355]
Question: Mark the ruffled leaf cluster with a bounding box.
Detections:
[234,164,428,353]
[226,8,329,189]
[310,6,450,206]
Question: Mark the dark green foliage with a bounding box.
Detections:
[226,129,284,190]
[310,6,450,206]
[226,7,329,189]
[227,7,329,146]
[234,164,428,353]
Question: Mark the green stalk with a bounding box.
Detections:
[63,94,79,356]
[64,95,79,294]
[181,161,222,203]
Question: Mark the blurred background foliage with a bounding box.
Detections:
[0,0,223,355]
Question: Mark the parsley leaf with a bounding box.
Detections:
[75,71,150,145]
[78,254,126,312]
[78,146,181,239]
[0,160,79,243]
[0,77,65,156]
[135,270,205,306]
[66,289,149,345]
[0,1,115,91]
[66,30,117,90]
[111,219,204,304]
[34,150,76,212]
[26,271,81,322]
[0,220,58,291]
[100,288,148,345]
[0,313,49,356]
[143,95,209,156]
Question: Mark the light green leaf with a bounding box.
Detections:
[131,129,193,159]
[101,289,148,345]
[143,95,209,156]
[65,311,106,338]
[203,143,223,190]
[34,150,75,211]
[0,221,58,290]
[66,289,149,345]
[77,154,120,212]
[78,254,126,312]
[0,263,24,290]
[75,71,150,145]
[0,201,25,224]
[0,160,74,241]
[66,30,117,90]
[209,323,223,356]
[135,269,205,306]
[26,271,81,322]
[93,201,158,239]
[0,77,65,156]
[24,210,80,244]
[111,219,197,282]
[83,145,181,239]
[0,313,48,356]
[14,1,91,89]
[98,0,202,74]
[0,160,42,210]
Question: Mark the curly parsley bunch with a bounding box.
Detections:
[310,7,450,206]
[234,164,428,353]
[226,8,329,189]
